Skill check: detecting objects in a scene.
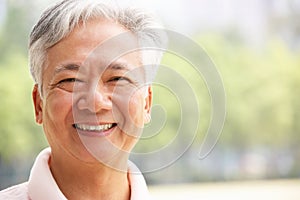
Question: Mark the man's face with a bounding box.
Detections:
[33,19,152,167]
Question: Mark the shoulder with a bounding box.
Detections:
[128,161,151,200]
[0,182,30,200]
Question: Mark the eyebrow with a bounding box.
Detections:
[53,61,135,76]
[54,64,80,75]
[107,61,137,71]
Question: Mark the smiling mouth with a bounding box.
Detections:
[73,123,117,132]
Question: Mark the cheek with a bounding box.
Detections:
[113,88,145,121]
[42,91,74,149]
[112,89,146,138]
[128,94,144,125]
[43,91,73,128]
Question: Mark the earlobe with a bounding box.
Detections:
[144,86,152,123]
[144,113,151,124]
[32,84,43,124]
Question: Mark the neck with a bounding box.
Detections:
[49,149,131,200]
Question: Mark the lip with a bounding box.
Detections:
[73,123,117,137]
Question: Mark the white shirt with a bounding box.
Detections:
[0,148,150,200]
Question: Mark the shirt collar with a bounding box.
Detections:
[27,148,150,200]
[28,148,67,200]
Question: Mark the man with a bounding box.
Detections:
[0,0,165,199]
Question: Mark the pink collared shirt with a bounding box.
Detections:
[0,148,150,200]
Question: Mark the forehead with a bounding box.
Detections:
[42,18,142,86]
[45,18,140,70]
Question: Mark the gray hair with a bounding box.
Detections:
[29,0,167,94]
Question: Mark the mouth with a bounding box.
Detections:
[73,123,117,137]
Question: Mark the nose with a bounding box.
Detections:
[76,82,112,113]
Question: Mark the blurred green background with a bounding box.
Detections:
[0,0,300,190]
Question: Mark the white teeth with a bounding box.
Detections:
[75,124,113,131]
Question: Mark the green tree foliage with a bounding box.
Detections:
[0,53,47,161]
[196,34,300,149]
[0,1,35,60]
[0,1,47,164]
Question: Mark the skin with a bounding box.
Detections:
[32,19,152,200]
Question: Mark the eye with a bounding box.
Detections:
[57,78,77,84]
[53,78,84,92]
[108,76,132,83]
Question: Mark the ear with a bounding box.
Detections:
[144,86,152,123]
[32,84,43,124]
